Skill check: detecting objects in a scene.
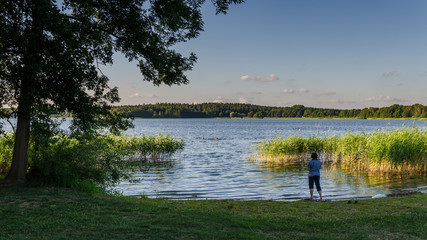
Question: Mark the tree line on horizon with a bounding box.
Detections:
[112,103,427,119]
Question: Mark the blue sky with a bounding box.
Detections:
[104,0,427,109]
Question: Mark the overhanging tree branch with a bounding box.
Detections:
[65,14,125,41]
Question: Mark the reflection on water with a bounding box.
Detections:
[324,167,427,199]
[253,160,427,200]
[1,118,425,200]
[109,119,427,200]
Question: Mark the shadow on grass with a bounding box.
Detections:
[0,187,426,239]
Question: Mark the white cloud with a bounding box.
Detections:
[129,93,141,98]
[382,70,398,77]
[212,96,227,103]
[365,95,402,102]
[146,94,159,98]
[240,74,279,82]
[282,88,308,94]
[239,97,247,104]
[240,75,249,81]
[262,74,279,82]
[282,89,294,94]
[129,93,159,99]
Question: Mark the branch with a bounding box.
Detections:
[65,15,125,40]
[6,118,16,134]
[96,58,106,77]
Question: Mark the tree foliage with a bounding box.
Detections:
[113,103,427,119]
[0,0,243,183]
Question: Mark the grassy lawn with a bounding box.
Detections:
[0,187,426,240]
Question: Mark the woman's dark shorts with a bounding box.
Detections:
[309,175,321,191]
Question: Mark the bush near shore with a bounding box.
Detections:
[0,133,184,191]
[255,127,427,175]
[0,187,426,239]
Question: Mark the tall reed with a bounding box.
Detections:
[132,134,185,160]
[255,127,427,175]
[0,132,185,189]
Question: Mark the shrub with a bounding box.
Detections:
[0,132,185,191]
[0,132,14,176]
[27,133,135,189]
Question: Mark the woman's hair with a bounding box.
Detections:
[311,152,318,159]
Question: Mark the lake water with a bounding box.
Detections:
[115,119,427,201]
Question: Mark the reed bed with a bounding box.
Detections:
[255,127,427,175]
[130,134,185,160]
[0,133,185,178]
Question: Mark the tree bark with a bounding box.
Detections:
[5,111,31,184]
[5,79,33,184]
[4,0,41,184]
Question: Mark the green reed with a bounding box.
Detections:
[0,132,185,189]
[255,127,427,174]
[132,134,185,160]
[256,135,318,162]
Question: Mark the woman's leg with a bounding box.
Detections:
[308,176,314,199]
[314,176,322,200]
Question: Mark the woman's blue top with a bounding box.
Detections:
[308,159,321,177]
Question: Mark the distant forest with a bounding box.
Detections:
[113,103,427,119]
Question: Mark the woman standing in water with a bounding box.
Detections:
[308,152,322,200]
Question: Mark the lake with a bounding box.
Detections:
[116,118,427,200]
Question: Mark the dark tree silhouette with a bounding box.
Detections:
[0,0,243,184]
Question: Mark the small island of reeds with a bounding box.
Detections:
[255,127,427,175]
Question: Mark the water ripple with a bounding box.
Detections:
[115,119,427,200]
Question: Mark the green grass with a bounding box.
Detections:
[0,187,426,239]
[255,127,427,175]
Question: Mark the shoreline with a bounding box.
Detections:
[128,117,427,120]
[2,117,426,121]
[123,189,425,202]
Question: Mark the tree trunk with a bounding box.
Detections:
[5,80,33,184]
[5,112,31,184]
[3,0,42,184]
